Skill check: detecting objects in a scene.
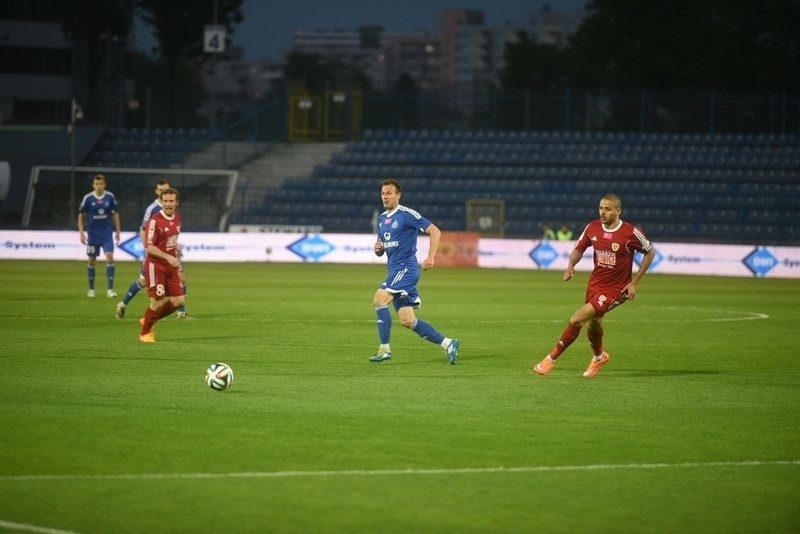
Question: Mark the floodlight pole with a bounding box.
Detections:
[69,98,78,222]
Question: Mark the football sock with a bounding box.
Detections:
[87,264,96,289]
[375,305,391,344]
[178,282,187,313]
[440,337,453,349]
[155,301,177,320]
[378,343,391,354]
[587,326,604,357]
[410,318,445,344]
[142,307,159,334]
[106,263,115,289]
[122,280,144,305]
[549,323,582,360]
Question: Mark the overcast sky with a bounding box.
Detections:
[134,0,588,60]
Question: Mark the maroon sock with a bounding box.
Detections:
[141,307,159,335]
[587,326,604,356]
[550,323,582,360]
[155,301,177,320]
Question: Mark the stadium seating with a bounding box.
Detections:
[244,129,800,244]
[84,127,212,168]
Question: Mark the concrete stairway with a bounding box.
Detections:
[233,142,345,214]
[180,141,261,170]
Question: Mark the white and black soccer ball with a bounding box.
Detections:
[205,363,234,391]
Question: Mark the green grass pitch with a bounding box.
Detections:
[0,260,798,532]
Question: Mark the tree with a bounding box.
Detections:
[500,0,800,93]
[500,32,569,92]
[284,52,372,92]
[136,0,244,126]
[62,0,133,122]
[126,51,207,129]
[568,0,800,91]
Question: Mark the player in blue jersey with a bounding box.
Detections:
[115,180,190,319]
[370,179,459,364]
[78,174,121,298]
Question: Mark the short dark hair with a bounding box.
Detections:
[602,193,622,209]
[160,187,179,201]
[382,178,402,193]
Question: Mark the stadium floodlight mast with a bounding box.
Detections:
[68,99,83,220]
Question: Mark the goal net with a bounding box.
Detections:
[22,166,239,232]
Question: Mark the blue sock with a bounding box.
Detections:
[178,282,187,313]
[375,305,391,344]
[122,280,143,305]
[106,263,115,290]
[87,265,96,289]
[411,318,445,344]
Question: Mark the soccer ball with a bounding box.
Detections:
[205,363,234,391]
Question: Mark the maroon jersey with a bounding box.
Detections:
[144,210,181,263]
[574,219,652,291]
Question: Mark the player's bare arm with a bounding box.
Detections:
[77,213,87,244]
[374,240,385,256]
[624,248,655,299]
[422,223,441,270]
[113,212,121,244]
[564,248,583,281]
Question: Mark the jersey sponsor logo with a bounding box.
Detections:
[596,249,617,267]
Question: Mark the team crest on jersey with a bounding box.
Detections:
[392,221,398,228]
[612,242,619,251]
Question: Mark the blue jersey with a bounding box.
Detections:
[78,191,118,244]
[140,199,163,231]
[378,205,432,270]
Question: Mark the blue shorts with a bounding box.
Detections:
[86,238,115,258]
[380,264,422,310]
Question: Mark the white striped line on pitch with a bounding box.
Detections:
[1,460,797,482]
[0,310,770,324]
[0,520,79,534]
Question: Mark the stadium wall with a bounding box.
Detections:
[1,230,799,279]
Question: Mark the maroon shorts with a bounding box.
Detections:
[585,285,628,318]
[143,259,184,299]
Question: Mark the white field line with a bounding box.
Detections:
[1,460,797,483]
[0,520,79,534]
[0,307,770,324]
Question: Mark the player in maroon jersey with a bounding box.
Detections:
[139,188,185,343]
[533,194,655,377]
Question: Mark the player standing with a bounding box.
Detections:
[138,187,185,343]
[77,174,121,297]
[370,178,459,364]
[533,193,655,377]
